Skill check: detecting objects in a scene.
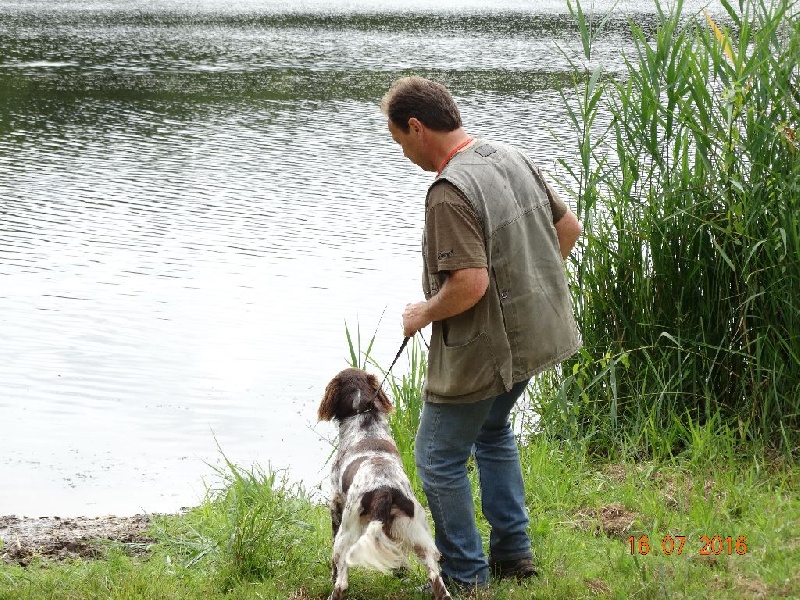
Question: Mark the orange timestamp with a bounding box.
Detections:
[627,535,748,556]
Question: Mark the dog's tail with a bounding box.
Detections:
[345,520,406,572]
[345,487,414,573]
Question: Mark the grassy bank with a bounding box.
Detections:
[1,418,798,599]
[1,335,799,598]
[3,332,797,598]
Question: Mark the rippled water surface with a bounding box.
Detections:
[1,0,724,516]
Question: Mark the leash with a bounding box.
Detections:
[377,335,410,392]
[379,330,430,389]
[357,336,411,415]
[359,333,428,414]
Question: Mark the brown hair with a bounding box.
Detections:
[317,368,393,422]
[380,76,462,133]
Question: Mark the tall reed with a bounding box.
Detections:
[545,0,800,456]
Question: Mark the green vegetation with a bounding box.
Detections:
[545,0,800,458]
[1,384,798,598]
[2,0,798,598]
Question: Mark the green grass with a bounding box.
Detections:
[1,427,797,599]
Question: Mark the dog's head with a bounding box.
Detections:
[317,368,394,423]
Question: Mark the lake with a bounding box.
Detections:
[0,0,723,516]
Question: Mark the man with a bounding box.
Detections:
[380,76,582,591]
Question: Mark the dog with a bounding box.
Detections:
[317,367,451,600]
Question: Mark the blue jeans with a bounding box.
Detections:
[414,380,532,585]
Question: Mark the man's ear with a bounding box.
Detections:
[408,117,423,135]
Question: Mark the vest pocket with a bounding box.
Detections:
[426,330,498,398]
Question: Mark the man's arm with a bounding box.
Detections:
[402,267,489,337]
[554,209,582,259]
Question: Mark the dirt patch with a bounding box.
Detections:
[574,503,637,539]
[584,578,611,594]
[602,463,628,483]
[0,514,155,565]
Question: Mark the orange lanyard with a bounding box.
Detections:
[437,137,474,177]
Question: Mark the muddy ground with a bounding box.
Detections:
[0,514,155,565]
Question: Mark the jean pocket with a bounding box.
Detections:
[426,331,498,398]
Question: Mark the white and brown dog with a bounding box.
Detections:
[317,367,451,600]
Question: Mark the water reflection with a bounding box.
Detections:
[0,0,722,516]
[0,93,430,515]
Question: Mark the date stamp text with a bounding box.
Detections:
[627,535,748,556]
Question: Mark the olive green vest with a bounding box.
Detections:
[421,140,582,403]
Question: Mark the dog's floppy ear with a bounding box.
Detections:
[367,373,394,414]
[318,376,340,422]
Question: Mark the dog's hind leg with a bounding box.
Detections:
[329,495,346,583]
[412,544,451,600]
[404,510,451,600]
[328,555,349,600]
[330,523,358,600]
[330,494,344,541]
[328,563,348,600]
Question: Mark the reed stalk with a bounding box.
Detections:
[545,0,800,456]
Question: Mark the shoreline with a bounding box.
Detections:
[1,513,156,565]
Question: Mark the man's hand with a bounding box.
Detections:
[402,267,489,337]
[403,302,430,337]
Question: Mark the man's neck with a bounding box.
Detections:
[426,128,471,173]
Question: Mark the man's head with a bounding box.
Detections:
[380,76,462,134]
[381,77,465,171]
